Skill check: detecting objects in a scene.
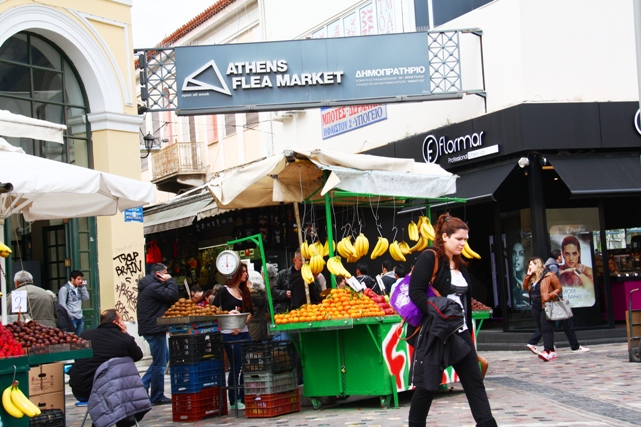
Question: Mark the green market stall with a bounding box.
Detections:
[206,149,472,409]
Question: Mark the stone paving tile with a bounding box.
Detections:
[63,343,641,426]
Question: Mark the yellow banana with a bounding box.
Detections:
[355,233,369,258]
[326,256,339,275]
[398,240,411,255]
[417,216,426,232]
[0,242,11,259]
[300,241,310,260]
[2,386,23,418]
[323,239,335,257]
[343,237,357,258]
[370,237,389,260]
[409,236,428,254]
[11,384,39,417]
[301,263,315,284]
[407,221,419,241]
[389,241,406,262]
[334,257,352,278]
[461,245,473,259]
[310,253,325,275]
[313,241,324,257]
[463,242,481,259]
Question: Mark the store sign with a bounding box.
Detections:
[124,207,143,223]
[174,33,432,114]
[321,104,387,139]
[422,131,499,164]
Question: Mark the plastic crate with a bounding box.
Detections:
[29,409,65,427]
[241,340,297,373]
[171,386,228,422]
[170,359,221,393]
[243,369,298,395]
[245,389,300,418]
[169,332,222,365]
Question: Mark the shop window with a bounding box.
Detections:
[225,113,236,136]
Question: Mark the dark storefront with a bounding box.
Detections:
[367,101,641,332]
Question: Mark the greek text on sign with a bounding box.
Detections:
[321,104,387,139]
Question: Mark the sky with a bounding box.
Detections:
[131,0,217,48]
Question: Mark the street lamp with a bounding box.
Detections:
[141,132,158,159]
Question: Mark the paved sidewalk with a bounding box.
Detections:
[63,343,641,426]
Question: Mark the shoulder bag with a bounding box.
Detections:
[544,294,573,321]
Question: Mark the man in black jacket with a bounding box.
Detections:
[69,309,143,401]
[136,263,179,405]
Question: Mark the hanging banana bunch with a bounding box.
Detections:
[300,241,311,260]
[461,241,481,259]
[337,236,359,261]
[323,239,335,257]
[327,256,352,278]
[0,241,12,259]
[354,233,369,258]
[389,240,407,262]
[407,221,419,241]
[398,240,411,255]
[419,216,436,241]
[309,253,326,275]
[370,236,389,260]
[301,262,315,284]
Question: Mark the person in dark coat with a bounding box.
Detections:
[69,309,143,402]
[136,263,179,405]
[55,302,75,333]
[408,214,497,427]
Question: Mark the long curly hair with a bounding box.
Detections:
[432,213,469,269]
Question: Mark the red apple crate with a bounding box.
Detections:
[244,388,300,418]
[171,386,228,422]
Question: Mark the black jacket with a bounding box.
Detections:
[411,297,471,391]
[55,303,74,333]
[136,274,179,335]
[69,323,143,400]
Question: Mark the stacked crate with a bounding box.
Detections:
[168,332,227,421]
[241,340,300,418]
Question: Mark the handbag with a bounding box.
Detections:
[390,249,439,327]
[544,295,573,321]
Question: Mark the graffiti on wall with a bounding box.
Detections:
[113,251,143,322]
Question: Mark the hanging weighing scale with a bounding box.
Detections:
[216,249,241,278]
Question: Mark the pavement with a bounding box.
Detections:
[62,343,641,427]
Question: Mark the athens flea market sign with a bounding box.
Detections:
[174,33,436,115]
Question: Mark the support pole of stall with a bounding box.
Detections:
[1,218,6,325]
[324,186,336,288]
[293,203,310,305]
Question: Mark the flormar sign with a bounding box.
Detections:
[174,33,438,115]
[422,131,500,164]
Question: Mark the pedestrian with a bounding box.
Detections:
[212,263,253,410]
[289,249,322,310]
[523,257,562,362]
[356,263,381,294]
[58,270,89,335]
[408,213,497,427]
[526,250,590,354]
[8,270,57,328]
[136,263,179,405]
[247,269,269,342]
[190,285,207,307]
[380,260,396,294]
[46,290,74,333]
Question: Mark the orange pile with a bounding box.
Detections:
[273,288,391,324]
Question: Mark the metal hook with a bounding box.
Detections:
[12,365,17,383]
[391,225,398,241]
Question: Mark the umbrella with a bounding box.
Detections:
[0,138,156,221]
[0,110,66,145]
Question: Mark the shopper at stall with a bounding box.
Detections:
[212,263,253,410]
[8,270,57,328]
[58,270,89,335]
[247,269,269,342]
[380,260,396,294]
[69,308,144,402]
[289,249,322,310]
[408,214,497,427]
[190,285,208,307]
[356,263,381,294]
[523,257,562,362]
[136,263,179,406]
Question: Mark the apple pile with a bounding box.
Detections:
[0,323,25,359]
[363,287,395,315]
[6,321,87,352]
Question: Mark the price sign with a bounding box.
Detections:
[11,290,27,313]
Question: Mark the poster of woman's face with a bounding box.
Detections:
[510,240,530,309]
[549,225,596,308]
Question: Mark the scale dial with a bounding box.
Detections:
[216,250,241,276]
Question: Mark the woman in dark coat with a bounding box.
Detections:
[408,214,497,427]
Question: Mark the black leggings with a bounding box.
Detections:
[408,330,496,427]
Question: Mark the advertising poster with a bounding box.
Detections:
[549,225,596,308]
[508,232,531,310]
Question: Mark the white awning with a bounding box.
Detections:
[144,198,223,235]
[0,109,66,144]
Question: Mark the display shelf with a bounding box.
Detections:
[269,315,401,333]
[0,348,93,370]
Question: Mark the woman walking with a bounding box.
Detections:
[523,257,562,362]
[408,214,497,427]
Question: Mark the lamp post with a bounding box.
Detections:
[141,132,157,159]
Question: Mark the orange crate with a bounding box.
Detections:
[171,386,228,422]
[244,389,300,418]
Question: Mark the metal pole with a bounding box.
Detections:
[293,203,310,305]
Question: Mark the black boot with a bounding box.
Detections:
[476,417,498,427]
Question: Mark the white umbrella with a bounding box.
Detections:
[0,110,66,145]
[0,138,156,221]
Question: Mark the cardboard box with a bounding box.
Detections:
[28,390,65,413]
[28,362,64,396]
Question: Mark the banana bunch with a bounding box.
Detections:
[354,233,369,258]
[327,256,352,278]
[337,237,359,262]
[418,216,436,241]
[407,221,419,241]
[301,262,315,284]
[323,239,335,257]
[370,236,389,260]
[0,242,11,259]
[461,241,481,259]
[389,240,406,262]
[398,240,411,255]
[309,253,326,275]
[3,381,41,418]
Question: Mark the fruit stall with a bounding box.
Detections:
[204,150,496,408]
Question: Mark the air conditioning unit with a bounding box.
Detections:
[273,110,304,122]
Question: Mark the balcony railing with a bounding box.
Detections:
[151,141,205,182]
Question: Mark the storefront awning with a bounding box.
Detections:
[549,155,641,196]
[144,198,216,235]
[430,163,514,207]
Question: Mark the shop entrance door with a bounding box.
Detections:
[42,225,67,291]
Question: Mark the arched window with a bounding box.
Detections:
[0,32,91,167]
